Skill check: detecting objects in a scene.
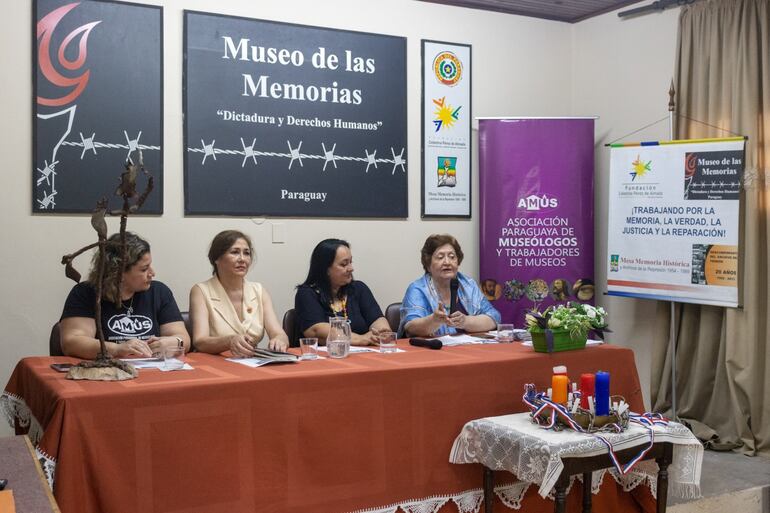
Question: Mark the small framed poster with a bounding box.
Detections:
[421,40,471,218]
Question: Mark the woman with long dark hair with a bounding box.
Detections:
[295,238,389,345]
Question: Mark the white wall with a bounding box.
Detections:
[571,7,680,409]
[0,0,571,436]
[0,0,681,437]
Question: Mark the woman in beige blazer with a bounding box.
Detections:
[190,230,289,356]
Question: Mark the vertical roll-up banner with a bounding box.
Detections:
[479,118,595,326]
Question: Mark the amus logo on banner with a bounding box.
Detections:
[478,118,596,326]
[184,11,407,217]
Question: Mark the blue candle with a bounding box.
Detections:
[595,371,610,416]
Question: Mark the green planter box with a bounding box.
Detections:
[530,329,587,352]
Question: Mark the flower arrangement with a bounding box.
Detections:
[526,302,610,342]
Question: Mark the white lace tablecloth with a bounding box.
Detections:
[449,412,703,499]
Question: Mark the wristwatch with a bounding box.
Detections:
[174,336,183,348]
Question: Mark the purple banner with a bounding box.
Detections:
[479,118,595,325]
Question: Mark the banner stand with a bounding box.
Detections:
[606,84,746,421]
[668,98,678,422]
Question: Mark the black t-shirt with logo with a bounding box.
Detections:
[61,281,183,343]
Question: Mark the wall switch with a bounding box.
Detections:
[272,223,285,244]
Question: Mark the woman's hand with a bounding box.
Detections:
[267,337,289,352]
[115,338,152,357]
[429,304,450,332]
[351,332,377,346]
[147,336,182,355]
[229,334,256,357]
[447,311,466,330]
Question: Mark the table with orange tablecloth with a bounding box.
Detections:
[1,342,656,513]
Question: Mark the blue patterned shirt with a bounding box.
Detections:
[399,272,501,337]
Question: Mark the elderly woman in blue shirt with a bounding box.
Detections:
[400,234,501,337]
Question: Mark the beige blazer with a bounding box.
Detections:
[194,276,265,343]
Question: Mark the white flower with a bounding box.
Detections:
[548,318,561,328]
[586,308,596,319]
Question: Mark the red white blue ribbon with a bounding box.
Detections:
[630,412,669,427]
[523,384,670,475]
[595,413,670,475]
[523,385,585,432]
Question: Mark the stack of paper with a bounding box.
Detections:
[438,334,498,346]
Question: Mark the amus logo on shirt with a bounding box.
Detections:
[107,314,153,337]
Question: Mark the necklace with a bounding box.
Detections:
[330,296,348,318]
[125,295,135,316]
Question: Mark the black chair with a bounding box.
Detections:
[49,322,64,356]
[385,302,401,333]
[282,308,299,348]
[180,310,195,351]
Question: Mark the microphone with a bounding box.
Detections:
[449,278,459,313]
[409,338,443,350]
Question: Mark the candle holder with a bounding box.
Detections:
[523,384,629,434]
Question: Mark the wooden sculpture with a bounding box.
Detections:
[60,152,154,381]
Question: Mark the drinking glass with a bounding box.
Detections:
[162,345,186,370]
[299,338,318,360]
[378,331,397,353]
[497,323,515,343]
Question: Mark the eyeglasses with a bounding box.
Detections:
[433,252,458,262]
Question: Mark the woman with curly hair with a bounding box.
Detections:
[60,232,189,358]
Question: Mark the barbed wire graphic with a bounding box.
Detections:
[36,129,160,210]
[688,181,740,189]
[186,139,407,175]
[36,132,406,210]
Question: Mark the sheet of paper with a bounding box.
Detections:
[159,362,194,371]
[316,346,406,354]
[438,334,498,346]
[120,357,163,367]
[120,358,194,371]
[317,345,379,353]
[226,357,297,368]
[486,329,530,340]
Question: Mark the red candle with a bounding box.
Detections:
[580,373,595,409]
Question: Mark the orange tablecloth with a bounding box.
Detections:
[2,342,651,513]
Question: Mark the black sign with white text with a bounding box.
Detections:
[183,11,407,217]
